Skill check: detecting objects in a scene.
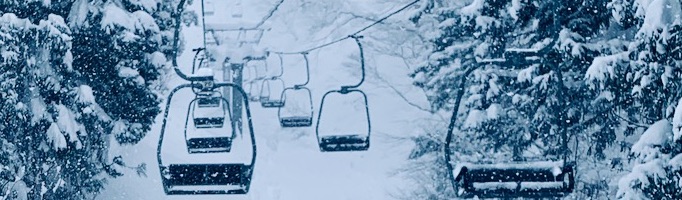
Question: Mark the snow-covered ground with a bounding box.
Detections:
[99,0,434,199]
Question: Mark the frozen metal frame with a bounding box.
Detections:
[315,35,371,152]
[278,52,314,127]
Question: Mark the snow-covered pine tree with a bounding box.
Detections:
[587,0,682,198]
[0,0,179,198]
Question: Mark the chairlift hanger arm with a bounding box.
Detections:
[171,0,213,82]
[294,52,311,88]
[274,53,284,78]
[443,64,483,192]
[340,35,366,92]
[171,0,191,81]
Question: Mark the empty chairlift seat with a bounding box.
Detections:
[248,80,261,102]
[316,90,370,152]
[278,52,313,127]
[186,92,235,153]
[159,83,256,195]
[453,160,575,199]
[160,163,250,194]
[259,78,286,108]
[260,54,286,108]
[192,94,225,129]
[245,61,267,102]
[278,87,313,127]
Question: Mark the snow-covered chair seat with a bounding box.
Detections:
[261,99,284,108]
[160,163,250,194]
[193,97,225,129]
[278,86,313,128]
[318,134,369,152]
[186,137,233,154]
[453,160,574,199]
[188,93,235,153]
[258,78,286,108]
[279,116,313,127]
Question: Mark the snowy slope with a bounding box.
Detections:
[99,0,434,199]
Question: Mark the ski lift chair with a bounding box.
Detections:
[278,53,314,127]
[444,44,575,199]
[159,81,257,195]
[258,54,286,108]
[186,91,236,153]
[245,59,267,102]
[452,160,575,199]
[248,79,262,102]
[259,78,286,108]
[192,92,226,129]
[316,90,370,152]
[315,36,371,152]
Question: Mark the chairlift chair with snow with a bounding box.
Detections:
[315,36,371,152]
[258,78,286,108]
[278,53,314,127]
[191,92,227,129]
[259,55,286,108]
[248,79,262,102]
[185,67,236,154]
[159,69,257,195]
[244,58,268,102]
[445,46,576,199]
[185,90,237,154]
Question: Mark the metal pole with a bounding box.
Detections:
[231,63,244,134]
[201,0,207,49]
[222,59,231,106]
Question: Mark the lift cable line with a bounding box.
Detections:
[253,0,285,29]
[270,0,421,55]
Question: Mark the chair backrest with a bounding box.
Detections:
[454,161,575,199]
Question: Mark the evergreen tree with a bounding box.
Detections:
[587,0,682,198]
[0,0,180,198]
